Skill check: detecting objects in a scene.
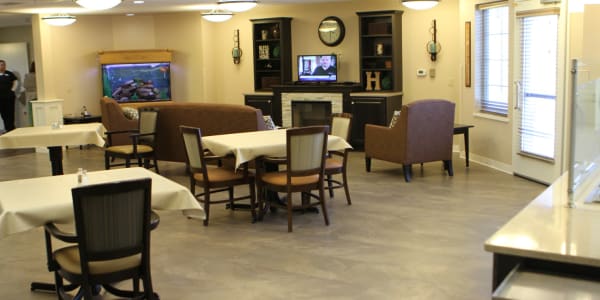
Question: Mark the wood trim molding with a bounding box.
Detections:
[97,49,172,64]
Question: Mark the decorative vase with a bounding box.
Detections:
[271,24,280,39]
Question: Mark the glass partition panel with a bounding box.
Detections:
[569,59,600,201]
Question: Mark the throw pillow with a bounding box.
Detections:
[263,115,277,130]
[122,107,139,120]
[389,110,401,128]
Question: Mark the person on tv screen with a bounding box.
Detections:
[311,55,336,76]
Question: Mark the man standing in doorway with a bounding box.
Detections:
[0,59,18,132]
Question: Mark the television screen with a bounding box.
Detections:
[102,62,171,102]
[297,54,337,83]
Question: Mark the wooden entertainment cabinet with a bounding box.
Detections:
[245,84,402,148]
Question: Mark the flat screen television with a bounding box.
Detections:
[102,62,171,103]
[297,54,337,83]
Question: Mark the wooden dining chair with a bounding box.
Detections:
[104,107,159,173]
[256,126,329,232]
[44,178,157,300]
[179,125,257,226]
[325,112,352,205]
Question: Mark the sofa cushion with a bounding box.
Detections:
[263,115,277,130]
[389,110,401,128]
[122,107,139,120]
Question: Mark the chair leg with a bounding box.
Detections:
[105,154,111,170]
[402,164,411,182]
[444,160,454,176]
[319,185,330,226]
[153,157,159,173]
[287,191,293,232]
[203,187,210,226]
[342,169,352,205]
[249,181,257,223]
[365,157,371,172]
[125,158,131,168]
[327,174,334,198]
[228,187,235,210]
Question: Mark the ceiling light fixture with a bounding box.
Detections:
[217,0,257,13]
[202,9,233,22]
[42,14,77,26]
[401,0,439,10]
[74,0,122,10]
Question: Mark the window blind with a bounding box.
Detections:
[475,3,509,116]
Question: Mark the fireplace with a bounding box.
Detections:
[281,92,343,127]
[291,101,332,127]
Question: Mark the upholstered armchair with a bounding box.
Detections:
[364,99,455,182]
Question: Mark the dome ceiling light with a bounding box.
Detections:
[202,9,233,22]
[217,0,257,13]
[42,14,77,26]
[401,0,439,10]
[74,0,122,10]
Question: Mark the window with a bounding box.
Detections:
[475,1,509,116]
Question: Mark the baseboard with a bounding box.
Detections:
[467,153,512,175]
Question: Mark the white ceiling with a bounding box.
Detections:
[0,0,347,27]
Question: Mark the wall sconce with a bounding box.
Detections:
[401,0,439,10]
[218,0,258,13]
[232,29,242,64]
[42,14,77,26]
[74,0,122,10]
[427,19,441,61]
[202,9,233,22]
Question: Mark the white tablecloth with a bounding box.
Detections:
[202,129,352,168]
[0,167,204,238]
[0,123,106,149]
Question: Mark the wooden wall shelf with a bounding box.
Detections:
[98,49,173,64]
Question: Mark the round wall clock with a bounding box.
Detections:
[318,16,345,47]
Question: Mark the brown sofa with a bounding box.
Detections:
[100,97,266,162]
[364,99,455,182]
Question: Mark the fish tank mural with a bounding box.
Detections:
[102,62,171,103]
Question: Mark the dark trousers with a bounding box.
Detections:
[0,91,15,132]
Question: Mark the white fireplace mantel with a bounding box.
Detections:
[281,93,343,127]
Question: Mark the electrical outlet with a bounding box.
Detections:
[417,69,427,77]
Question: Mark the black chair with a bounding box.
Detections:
[105,107,160,173]
[44,178,157,299]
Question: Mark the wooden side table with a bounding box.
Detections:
[453,123,474,167]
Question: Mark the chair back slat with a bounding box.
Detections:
[287,126,328,174]
[330,113,352,141]
[180,126,208,174]
[72,178,152,262]
[138,108,159,144]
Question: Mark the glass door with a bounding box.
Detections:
[512,3,566,184]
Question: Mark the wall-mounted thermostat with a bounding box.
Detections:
[417,69,427,77]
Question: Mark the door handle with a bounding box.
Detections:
[514,80,522,110]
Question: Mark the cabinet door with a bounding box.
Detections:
[244,95,273,116]
[349,97,387,148]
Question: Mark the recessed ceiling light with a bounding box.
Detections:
[133,0,144,4]
[126,13,135,16]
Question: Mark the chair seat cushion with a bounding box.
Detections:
[193,167,246,183]
[54,246,141,275]
[261,172,319,186]
[106,145,154,155]
[325,158,343,170]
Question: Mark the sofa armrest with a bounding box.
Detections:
[364,124,402,162]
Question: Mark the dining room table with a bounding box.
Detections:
[201,128,353,169]
[0,167,204,293]
[0,123,106,175]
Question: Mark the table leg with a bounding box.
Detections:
[464,128,470,167]
[48,146,64,175]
